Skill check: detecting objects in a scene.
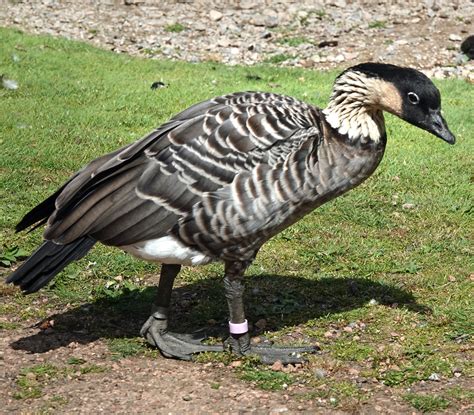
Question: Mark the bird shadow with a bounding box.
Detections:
[10,274,430,354]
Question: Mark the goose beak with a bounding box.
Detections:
[426,109,456,145]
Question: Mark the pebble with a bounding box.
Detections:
[209,10,223,22]
[1,77,18,90]
[313,368,327,379]
[271,360,284,372]
[428,373,441,381]
[449,34,462,41]
[230,360,242,368]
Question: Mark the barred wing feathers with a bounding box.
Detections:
[41,92,323,256]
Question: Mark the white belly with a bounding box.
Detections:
[120,235,214,266]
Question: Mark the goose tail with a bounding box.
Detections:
[6,237,96,294]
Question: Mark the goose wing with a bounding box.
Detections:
[36,92,322,249]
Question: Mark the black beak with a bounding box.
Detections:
[425,109,456,145]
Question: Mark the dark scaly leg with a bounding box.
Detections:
[140,263,223,360]
[224,261,318,364]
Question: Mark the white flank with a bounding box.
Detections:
[120,235,214,266]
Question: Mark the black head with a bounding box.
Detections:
[349,63,456,145]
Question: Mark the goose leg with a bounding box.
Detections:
[224,261,318,364]
[140,263,223,360]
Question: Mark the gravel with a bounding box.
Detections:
[1,0,473,81]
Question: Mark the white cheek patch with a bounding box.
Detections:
[120,235,214,266]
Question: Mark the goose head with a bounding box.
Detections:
[323,62,456,145]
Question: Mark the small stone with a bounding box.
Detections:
[271,360,284,371]
[368,299,378,306]
[194,23,206,31]
[428,373,441,381]
[209,10,223,22]
[25,372,37,381]
[230,360,242,368]
[251,336,262,345]
[396,39,409,45]
[300,59,314,68]
[182,395,192,401]
[449,34,462,42]
[402,203,415,210]
[1,77,18,90]
[448,275,456,282]
[344,52,359,61]
[282,364,296,373]
[270,407,288,413]
[313,368,326,379]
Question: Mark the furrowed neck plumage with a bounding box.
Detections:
[322,70,400,145]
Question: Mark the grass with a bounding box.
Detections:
[264,53,294,64]
[368,20,387,29]
[107,337,149,360]
[0,27,473,411]
[238,359,294,391]
[277,36,312,47]
[403,393,450,413]
[164,23,186,33]
[14,362,106,400]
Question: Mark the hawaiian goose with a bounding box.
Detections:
[7,63,455,364]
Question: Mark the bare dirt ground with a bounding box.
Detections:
[1,273,472,414]
[1,1,473,414]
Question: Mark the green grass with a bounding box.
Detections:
[403,393,450,413]
[368,20,387,29]
[14,362,106,400]
[107,337,148,360]
[14,364,60,400]
[164,23,186,33]
[277,36,312,47]
[264,53,294,64]
[238,360,294,391]
[0,27,473,411]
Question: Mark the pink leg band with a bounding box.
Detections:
[229,319,248,334]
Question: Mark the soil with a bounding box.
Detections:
[1,278,472,414]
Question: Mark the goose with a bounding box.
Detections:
[7,63,455,364]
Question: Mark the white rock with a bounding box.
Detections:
[1,77,18,90]
[402,203,416,210]
[449,34,462,41]
[428,373,441,381]
[209,10,223,22]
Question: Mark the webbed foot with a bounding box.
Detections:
[225,333,318,364]
[140,312,223,360]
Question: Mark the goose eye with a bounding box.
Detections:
[408,92,420,105]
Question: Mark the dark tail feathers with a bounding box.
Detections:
[6,237,96,294]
